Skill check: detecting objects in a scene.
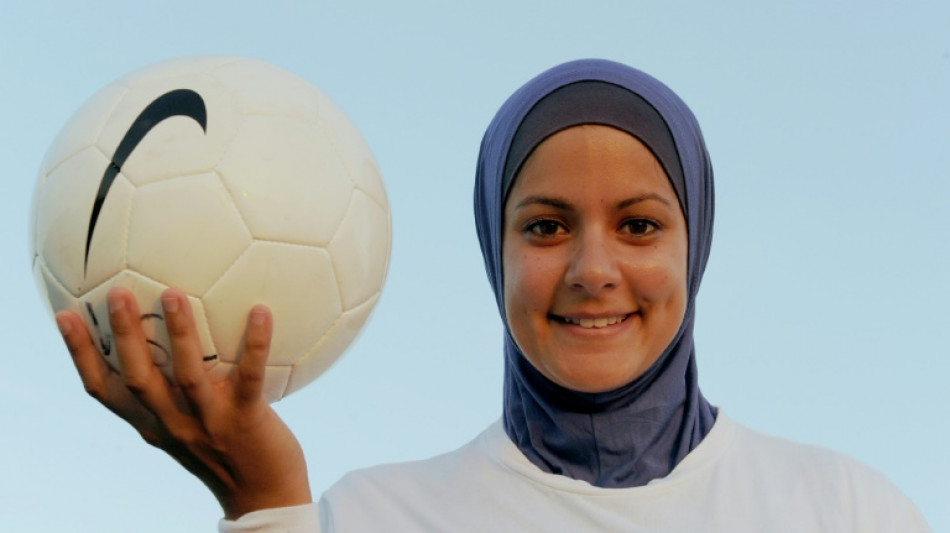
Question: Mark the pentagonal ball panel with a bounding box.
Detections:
[80,270,218,379]
[128,172,251,296]
[80,270,218,380]
[202,241,342,368]
[218,115,354,246]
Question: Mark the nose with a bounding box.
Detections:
[563,231,621,294]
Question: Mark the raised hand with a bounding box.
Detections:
[56,286,312,519]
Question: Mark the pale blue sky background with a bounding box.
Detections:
[1,1,947,531]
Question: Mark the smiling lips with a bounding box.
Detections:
[554,314,631,329]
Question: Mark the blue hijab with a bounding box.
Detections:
[474,59,717,487]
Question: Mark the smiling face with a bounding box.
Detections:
[502,125,689,393]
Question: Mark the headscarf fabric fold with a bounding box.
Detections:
[474,59,717,487]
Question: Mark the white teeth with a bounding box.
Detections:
[563,315,626,328]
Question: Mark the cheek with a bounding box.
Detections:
[504,251,544,317]
[627,252,688,311]
[503,250,533,356]
[503,247,563,353]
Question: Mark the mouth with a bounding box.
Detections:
[551,313,632,329]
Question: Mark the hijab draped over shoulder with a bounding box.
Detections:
[473,59,717,487]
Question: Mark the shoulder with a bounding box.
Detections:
[708,413,931,532]
[318,421,524,531]
[324,422,504,510]
[329,421,502,494]
[725,414,894,488]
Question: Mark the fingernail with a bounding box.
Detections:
[107,293,125,312]
[162,295,179,313]
[250,308,266,326]
[55,315,71,335]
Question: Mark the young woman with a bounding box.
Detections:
[57,59,931,531]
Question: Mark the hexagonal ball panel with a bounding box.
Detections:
[314,94,389,209]
[211,58,323,121]
[37,84,127,178]
[34,146,132,296]
[202,241,342,370]
[127,172,252,296]
[328,189,391,310]
[217,115,354,246]
[113,56,237,87]
[205,360,295,402]
[101,71,243,188]
[33,259,82,323]
[285,292,381,396]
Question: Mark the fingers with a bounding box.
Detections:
[161,288,215,415]
[57,308,163,441]
[57,310,114,404]
[107,287,181,423]
[235,304,272,405]
[61,287,271,423]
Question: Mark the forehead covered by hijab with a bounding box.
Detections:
[474,59,715,318]
[502,80,686,214]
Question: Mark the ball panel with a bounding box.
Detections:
[29,176,45,263]
[355,159,390,213]
[78,271,220,380]
[211,58,323,120]
[34,259,83,322]
[79,270,168,372]
[98,75,242,188]
[328,189,392,310]
[218,116,354,246]
[203,359,294,403]
[35,147,132,296]
[260,365,292,404]
[285,292,381,397]
[113,56,239,87]
[187,293,219,371]
[127,173,252,296]
[315,96,389,209]
[38,84,128,178]
[203,242,343,367]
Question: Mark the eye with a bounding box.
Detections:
[621,218,659,236]
[524,218,567,238]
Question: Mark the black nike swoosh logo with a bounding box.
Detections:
[84,89,208,275]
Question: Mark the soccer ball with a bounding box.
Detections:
[30,56,391,402]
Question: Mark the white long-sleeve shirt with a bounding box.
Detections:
[220,413,931,532]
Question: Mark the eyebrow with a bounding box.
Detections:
[513,196,573,210]
[617,193,675,210]
[513,192,675,211]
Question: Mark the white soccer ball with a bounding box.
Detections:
[30,56,391,402]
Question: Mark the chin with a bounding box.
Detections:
[549,368,640,394]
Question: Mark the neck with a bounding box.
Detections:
[501,330,716,487]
